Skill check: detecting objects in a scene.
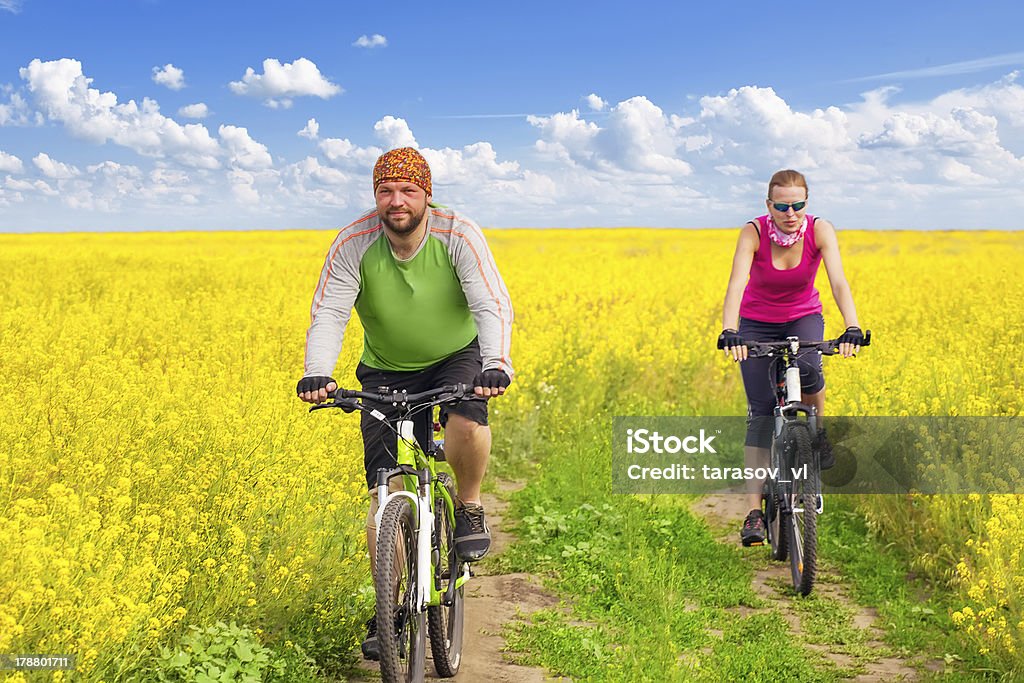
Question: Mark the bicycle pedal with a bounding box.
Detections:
[749,541,765,546]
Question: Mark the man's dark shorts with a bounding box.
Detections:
[356,338,488,489]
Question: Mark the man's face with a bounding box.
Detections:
[375,181,430,236]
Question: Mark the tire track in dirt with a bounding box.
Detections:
[692,493,931,682]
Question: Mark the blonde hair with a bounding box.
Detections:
[768,169,808,199]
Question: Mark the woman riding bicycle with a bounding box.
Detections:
[719,169,864,546]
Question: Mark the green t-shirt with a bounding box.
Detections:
[356,232,478,370]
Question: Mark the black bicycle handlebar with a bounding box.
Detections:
[330,383,472,405]
[309,383,478,415]
[742,331,872,358]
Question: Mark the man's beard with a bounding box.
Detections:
[379,205,427,236]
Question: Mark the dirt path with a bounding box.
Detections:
[355,480,561,682]
[456,481,561,682]
[692,494,929,682]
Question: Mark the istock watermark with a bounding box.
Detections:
[612,416,1024,495]
[626,428,717,454]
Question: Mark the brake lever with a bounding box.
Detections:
[308,397,360,413]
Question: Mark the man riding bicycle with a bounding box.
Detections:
[295,147,514,660]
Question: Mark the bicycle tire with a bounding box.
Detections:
[428,472,464,677]
[786,422,818,595]
[764,479,789,561]
[375,496,426,682]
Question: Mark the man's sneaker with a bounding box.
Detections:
[361,607,407,661]
[740,509,766,546]
[453,501,491,561]
[361,613,379,661]
[815,427,835,470]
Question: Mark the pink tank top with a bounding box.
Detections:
[739,214,823,323]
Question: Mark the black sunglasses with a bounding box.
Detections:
[769,200,807,212]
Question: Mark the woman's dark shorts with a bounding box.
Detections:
[356,338,488,489]
[739,313,825,449]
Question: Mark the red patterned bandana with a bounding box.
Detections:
[372,147,432,195]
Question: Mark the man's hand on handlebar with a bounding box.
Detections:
[473,369,510,398]
[296,375,337,404]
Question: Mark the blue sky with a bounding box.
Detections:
[2,0,1024,230]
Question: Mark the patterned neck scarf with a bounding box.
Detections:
[767,215,807,248]
[373,147,432,195]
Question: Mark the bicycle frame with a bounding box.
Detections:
[373,419,470,613]
[772,338,818,454]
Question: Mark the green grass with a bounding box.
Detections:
[486,370,1002,681]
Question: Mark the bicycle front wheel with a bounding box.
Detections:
[428,473,464,677]
[764,479,789,561]
[786,422,818,596]
[375,496,427,682]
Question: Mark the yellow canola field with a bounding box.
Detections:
[0,228,1022,678]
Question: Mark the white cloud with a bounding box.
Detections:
[0,150,23,173]
[218,125,273,170]
[421,141,521,186]
[929,71,1024,128]
[529,96,692,178]
[70,161,145,211]
[528,109,600,167]
[0,87,40,126]
[715,164,753,176]
[8,70,1024,230]
[319,136,382,168]
[298,118,319,140]
[152,64,185,91]
[311,117,552,211]
[7,176,58,196]
[373,116,417,149]
[586,93,607,111]
[178,103,209,119]
[353,34,388,49]
[229,58,342,109]
[33,152,79,179]
[20,58,221,168]
[279,156,353,208]
[0,0,23,14]
[698,86,852,154]
[226,169,260,203]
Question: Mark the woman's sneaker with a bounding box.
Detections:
[815,428,835,470]
[740,509,766,546]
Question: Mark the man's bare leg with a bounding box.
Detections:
[443,413,490,504]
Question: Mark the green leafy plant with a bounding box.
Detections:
[156,621,285,682]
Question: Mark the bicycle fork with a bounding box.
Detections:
[372,420,435,613]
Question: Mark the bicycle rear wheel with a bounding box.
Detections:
[786,423,818,596]
[375,496,426,682]
[428,473,464,677]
